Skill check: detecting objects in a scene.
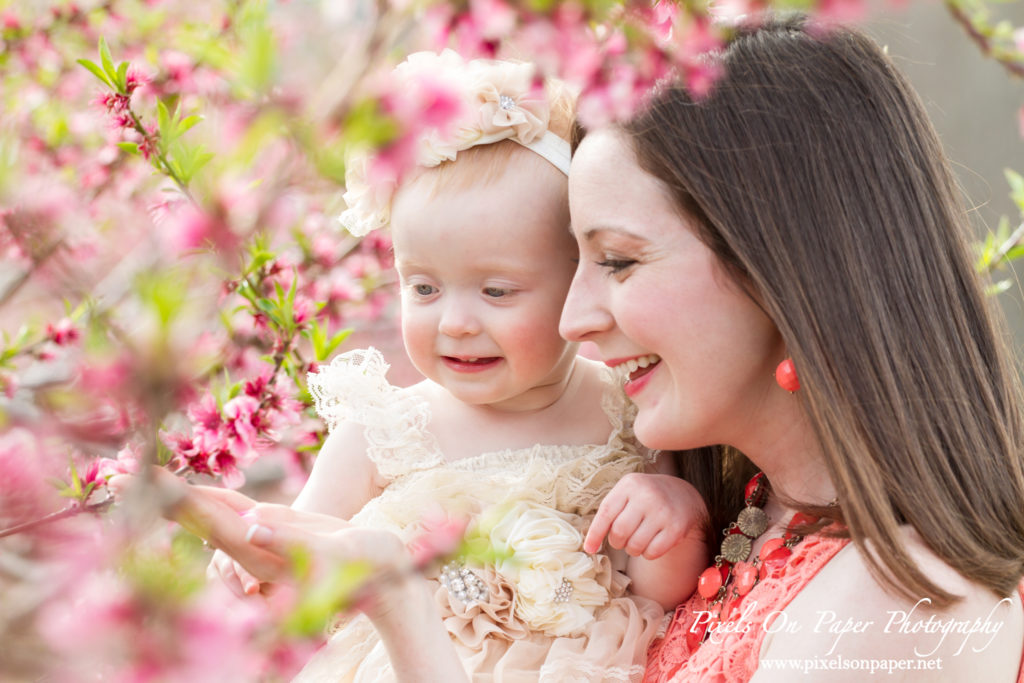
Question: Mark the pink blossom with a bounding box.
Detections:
[96,444,143,479]
[46,317,80,346]
[817,0,867,24]
[161,50,195,90]
[0,430,62,530]
[292,294,315,325]
[470,0,516,41]
[124,65,148,94]
[406,507,468,569]
[311,233,338,266]
[187,392,223,435]
[221,394,261,454]
[0,372,17,398]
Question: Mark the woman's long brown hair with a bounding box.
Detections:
[624,13,1024,606]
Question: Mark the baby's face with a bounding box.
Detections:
[390,155,578,411]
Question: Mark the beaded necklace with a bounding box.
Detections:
[690,472,821,648]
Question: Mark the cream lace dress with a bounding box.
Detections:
[296,348,666,683]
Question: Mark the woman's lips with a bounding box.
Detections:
[605,354,661,397]
[441,356,502,373]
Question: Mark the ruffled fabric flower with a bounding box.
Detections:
[433,565,530,645]
[339,50,554,237]
[488,501,610,637]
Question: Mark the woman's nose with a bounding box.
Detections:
[560,268,613,342]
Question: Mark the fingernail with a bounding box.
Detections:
[245,524,271,545]
[240,510,256,521]
[244,580,259,595]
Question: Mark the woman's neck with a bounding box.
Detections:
[737,407,837,509]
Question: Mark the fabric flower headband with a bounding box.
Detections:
[339,49,572,237]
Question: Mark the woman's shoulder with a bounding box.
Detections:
[756,528,1023,681]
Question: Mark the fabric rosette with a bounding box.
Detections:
[339,49,551,237]
[487,501,609,637]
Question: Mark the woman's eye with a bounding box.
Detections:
[596,258,637,274]
[483,287,510,298]
[413,284,436,296]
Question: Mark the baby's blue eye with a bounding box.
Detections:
[413,284,436,296]
[483,287,510,298]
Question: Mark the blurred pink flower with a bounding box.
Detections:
[0,429,62,530]
[187,392,223,435]
[46,317,80,346]
[222,394,260,453]
[96,444,143,479]
[407,507,469,569]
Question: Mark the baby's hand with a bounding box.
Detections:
[584,473,707,559]
[207,548,264,598]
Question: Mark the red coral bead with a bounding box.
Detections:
[775,358,800,392]
[734,562,758,596]
[744,472,766,501]
[758,537,786,561]
[785,511,819,539]
[685,619,709,652]
[697,566,724,599]
[759,546,793,580]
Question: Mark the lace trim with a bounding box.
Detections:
[643,533,850,683]
[307,347,442,480]
[597,366,657,467]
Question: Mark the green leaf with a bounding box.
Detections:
[280,558,374,637]
[117,141,140,155]
[116,60,129,92]
[98,37,118,90]
[324,329,351,360]
[178,114,202,136]
[308,319,327,360]
[77,58,112,88]
[1003,244,1024,262]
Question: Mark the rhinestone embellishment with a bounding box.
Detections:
[552,577,574,603]
[440,562,488,606]
[498,94,516,111]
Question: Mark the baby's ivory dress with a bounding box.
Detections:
[296,348,666,682]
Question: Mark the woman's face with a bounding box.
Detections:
[560,129,784,451]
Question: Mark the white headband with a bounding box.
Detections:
[339,50,570,237]
[521,130,571,176]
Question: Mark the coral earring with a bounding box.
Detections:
[775,358,800,392]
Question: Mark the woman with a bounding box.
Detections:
[168,13,1024,681]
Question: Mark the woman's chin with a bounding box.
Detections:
[632,410,682,451]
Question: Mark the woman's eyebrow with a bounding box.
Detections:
[580,225,647,242]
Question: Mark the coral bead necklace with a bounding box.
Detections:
[691,472,822,648]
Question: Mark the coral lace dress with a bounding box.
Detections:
[295,348,665,683]
[644,533,1024,682]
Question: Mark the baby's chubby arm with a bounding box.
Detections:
[584,463,710,611]
[209,421,383,597]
